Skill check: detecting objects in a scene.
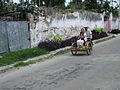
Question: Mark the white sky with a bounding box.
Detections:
[65,0,72,6]
[13,0,19,3]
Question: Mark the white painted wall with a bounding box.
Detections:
[112,18,120,30]
[28,9,104,47]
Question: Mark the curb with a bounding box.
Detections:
[0,47,71,73]
[0,34,119,73]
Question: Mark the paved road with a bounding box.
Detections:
[0,36,120,90]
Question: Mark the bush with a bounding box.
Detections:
[110,29,120,34]
[54,34,63,44]
[38,37,77,51]
[94,28,106,33]
[101,28,106,32]
[38,40,60,51]
[61,37,77,48]
[92,30,108,40]
[92,28,108,40]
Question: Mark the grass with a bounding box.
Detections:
[13,49,69,67]
[0,48,49,67]
[14,62,33,67]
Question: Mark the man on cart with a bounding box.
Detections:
[84,27,93,47]
[77,28,87,49]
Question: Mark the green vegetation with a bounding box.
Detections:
[54,34,63,44]
[94,28,106,33]
[13,49,69,67]
[0,0,119,19]
[67,0,119,18]
[33,0,65,7]
[0,0,65,14]
[14,62,33,67]
[0,48,49,66]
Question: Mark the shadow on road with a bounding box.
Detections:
[69,52,90,56]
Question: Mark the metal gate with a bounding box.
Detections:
[0,22,9,53]
[0,21,30,53]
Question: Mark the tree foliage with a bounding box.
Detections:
[67,0,119,18]
[0,0,66,14]
[31,0,65,7]
[0,0,119,19]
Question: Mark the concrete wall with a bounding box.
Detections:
[104,13,119,32]
[28,8,104,47]
[112,18,120,30]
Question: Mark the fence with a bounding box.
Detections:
[0,21,30,53]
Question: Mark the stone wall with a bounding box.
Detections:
[28,7,104,47]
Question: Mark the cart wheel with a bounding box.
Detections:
[71,50,77,55]
[86,49,91,55]
[91,45,93,51]
[90,43,93,51]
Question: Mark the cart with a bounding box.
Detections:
[70,41,93,55]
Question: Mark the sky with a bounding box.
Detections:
[65,0,72,6]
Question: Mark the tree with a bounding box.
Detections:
[73,0,82,8]
[73,0,82,2]
[31,0,65,7]
[77,0,101,12]
[102,0,119,20]
[67,0,83,9]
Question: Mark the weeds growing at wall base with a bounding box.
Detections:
[0,48,49,66]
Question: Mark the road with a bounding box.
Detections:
[0,36,120,90]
